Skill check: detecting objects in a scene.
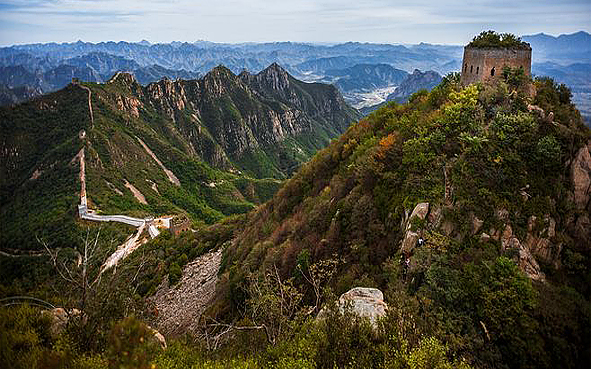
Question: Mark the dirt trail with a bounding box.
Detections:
[151,248,222,336]
[136,137,180,186]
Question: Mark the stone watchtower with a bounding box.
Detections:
[460,32,532,86]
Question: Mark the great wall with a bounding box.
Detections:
[73,81,186,272]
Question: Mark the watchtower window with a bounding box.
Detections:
[491,67,495,76]
[476,66,479,74]
[464,63,467,72]
[470,65,473,73]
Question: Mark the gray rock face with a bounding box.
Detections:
[151,248,223,335]
[569,141,591,246]
[401,202,429,253]
[571,141,591,211]
[338,287,388,326]
[501,224,545,281]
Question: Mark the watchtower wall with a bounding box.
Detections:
[460,47,531,86]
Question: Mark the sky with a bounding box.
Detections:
[0,0,590,46]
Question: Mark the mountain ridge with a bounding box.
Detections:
[0,63,360,251]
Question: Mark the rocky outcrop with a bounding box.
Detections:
[525,215,560,267]
[401,202,429,253]
[571,141,591,211]
[337,287,388,326]
[500,224,545,281]
[569,141,591,246]
[116,95,143,118]
[42,307,84,336]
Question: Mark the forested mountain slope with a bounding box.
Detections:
[209,72,590,368]
[0,63,359,250]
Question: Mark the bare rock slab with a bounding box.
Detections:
[338,287,388,326]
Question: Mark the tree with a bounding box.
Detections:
[38,227,102,311]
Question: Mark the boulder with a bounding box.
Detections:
[409,202,429,222]
[337,287,388,326]
[43,308,69,336]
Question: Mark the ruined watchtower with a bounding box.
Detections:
[460,31,531,86]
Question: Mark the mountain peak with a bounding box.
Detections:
[264,62,287,73]
[205,65,236,80]
[107,71,138,86]
[254,63,290,91]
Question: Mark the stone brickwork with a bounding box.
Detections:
[170,216,191,236]
[460,46,531,86]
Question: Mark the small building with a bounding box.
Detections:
[460,31,531,86]
[170,216,191,236]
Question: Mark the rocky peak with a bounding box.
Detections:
[202,65,240,98]
[255,62,290,91]
[204,65,236,81]
[107,71,139,86]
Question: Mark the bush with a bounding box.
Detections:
[107,317,161,369]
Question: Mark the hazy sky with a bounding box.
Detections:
[1,0,590,46]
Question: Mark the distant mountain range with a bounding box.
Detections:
[523,31,591,64]
[0,31,589,120]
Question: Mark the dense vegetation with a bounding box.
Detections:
[468,31,531,49]
[213,71,589,368]
[1,71,589,368]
